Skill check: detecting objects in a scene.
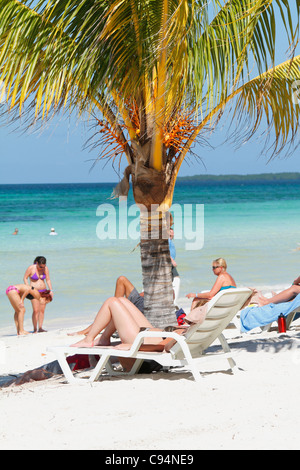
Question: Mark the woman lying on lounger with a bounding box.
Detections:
[258,275,300,306]
[71,296,187,352]
[186,258,237,310]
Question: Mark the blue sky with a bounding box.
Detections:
[0,110,299,184]
[0,3,299,185]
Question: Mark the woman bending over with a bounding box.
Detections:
[6,284,52,335]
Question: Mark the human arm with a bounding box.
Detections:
[186,276,226,301]
[20,286,31,307]
[45,267,53,297]
[23,266,32,285]
[186,292,197,299]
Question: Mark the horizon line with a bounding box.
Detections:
[0,171,299,185]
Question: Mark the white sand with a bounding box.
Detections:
[1,317,300,450]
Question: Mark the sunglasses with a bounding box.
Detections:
[212,266,220,270]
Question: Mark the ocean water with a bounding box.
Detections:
[0,178,299,333]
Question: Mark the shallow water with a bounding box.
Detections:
[0,178,299,333]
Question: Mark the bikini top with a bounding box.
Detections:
[30,269,46,281]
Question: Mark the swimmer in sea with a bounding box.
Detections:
[5,284,52,335]
[23,256,54,333]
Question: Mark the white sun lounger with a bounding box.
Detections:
[47,287,252,383]
[260,308,299,332]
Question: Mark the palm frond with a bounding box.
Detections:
[174,54,300,177]
[0,0,299,174]
[232,54,300,157]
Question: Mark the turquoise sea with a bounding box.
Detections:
[0,177,299,334]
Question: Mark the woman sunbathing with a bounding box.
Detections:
[186,257,236,310]
[71,296,187,352]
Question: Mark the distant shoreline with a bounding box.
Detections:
[0,172,300,186]
[177,172,300,183]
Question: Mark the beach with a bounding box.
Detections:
[1,178,300,450]
[1,179,300,331]
[0,313,300,450]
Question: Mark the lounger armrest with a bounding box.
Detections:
[128,330,187,354]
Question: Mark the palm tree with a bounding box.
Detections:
[0,0,299,327]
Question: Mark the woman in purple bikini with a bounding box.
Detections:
[23,256,53,333]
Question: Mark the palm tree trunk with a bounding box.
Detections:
[140,209,175,328]
[117,163,175,327]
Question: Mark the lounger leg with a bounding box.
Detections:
[89,354,110,382]
[128,358,144,375]
[55,351,80,384]
[178,340,203,382]
[188,365,203,382]
[218,333,236,371]
[286,311,297,329]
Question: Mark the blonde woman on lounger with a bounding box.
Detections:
[186,258,236,310]
[71,296,185,351]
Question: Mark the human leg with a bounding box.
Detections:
[31,298,41,333]
[72,297,153,348]
[114,276,135,298]
[6,291,28,335]
[37,299,47,332]
[118,297,151,327]
[69,277,137,338]
[106,277,141,341]
[258,285,300,306]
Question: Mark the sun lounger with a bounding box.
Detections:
[240,294,300,333]
[47,287,252,383]
[260,307,299,332]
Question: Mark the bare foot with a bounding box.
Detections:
[38,328,47,333]
[18,330,30,336]
[71,338,94,348]
[67,327,90,337]
[258,295,270,307]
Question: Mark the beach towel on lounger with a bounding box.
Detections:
[240,293,300,333]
